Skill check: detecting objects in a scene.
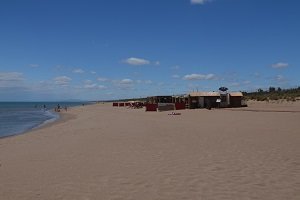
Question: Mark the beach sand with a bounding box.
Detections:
[0,102,300,200]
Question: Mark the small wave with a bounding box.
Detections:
[33,111,60,130]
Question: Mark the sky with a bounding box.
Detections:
[0,0,299,101]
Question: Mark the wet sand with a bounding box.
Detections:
[0,102,300,200]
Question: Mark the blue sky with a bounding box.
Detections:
[0,0,299,101]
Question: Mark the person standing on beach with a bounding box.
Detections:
[57,104,61,112]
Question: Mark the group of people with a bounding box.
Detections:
[34,103,68,112]
[54,104,68,112]
[34,104,48,111]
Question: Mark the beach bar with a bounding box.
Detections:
[145,89,244,111]
[228,92,244,107]
[187,91,244,109]
[188,92,220,109]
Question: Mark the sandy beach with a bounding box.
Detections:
[0,102,300,200]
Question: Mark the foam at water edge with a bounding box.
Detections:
[33,110,60,130]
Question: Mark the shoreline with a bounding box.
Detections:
[0,102,93,140]
[28,104,93,135]
[0,105,81,140]
[0,110,62,140]
[28,110,75,134]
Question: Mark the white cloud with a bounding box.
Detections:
[272,62,289,69]
[123,57,150,66]
[84,83,106,90]
[253,72,261,78]
[114,78,135,89]
[228,80,251,88]
[274,75,286,82]
[97,77,108,82]
[90,71,97,74]
[98,85,107,90]
[73,68,85,73]
[229,82,240,87]
[120,79,134,84]
[154,61,160,66]
[171,65,180,70]
[0,72,24,82]
[0,72,25,88]
[191,0,212,5]
[183,73,216,80]
[29,64,39,68]
[54,76,72,86]
[172,74,180,79]
[84,80,93,84]
[136,80,153,84]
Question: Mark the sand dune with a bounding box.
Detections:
[0,102,300,200]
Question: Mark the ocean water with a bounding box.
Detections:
[0,102,87,138]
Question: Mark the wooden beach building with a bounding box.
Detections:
[228,92,244,107]
[145,90,244,111]
[186,91,244,109]
[188,92,220,109]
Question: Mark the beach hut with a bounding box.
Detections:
[229,92,243,107]
[188,92,221,109]
[187,91,244,109]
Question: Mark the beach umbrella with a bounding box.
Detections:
[219,87,228,92]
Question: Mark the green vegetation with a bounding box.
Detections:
[243,87,300,102]
[102,97,148,103]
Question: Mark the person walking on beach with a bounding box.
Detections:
[56,104,61,112]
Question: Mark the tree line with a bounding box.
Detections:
[243,87,300,101]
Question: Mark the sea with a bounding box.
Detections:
[0,102,89,138]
